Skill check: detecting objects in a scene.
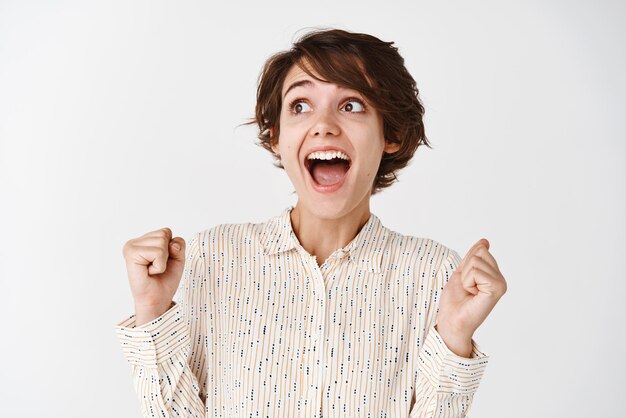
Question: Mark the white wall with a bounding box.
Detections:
[1,0,624,416]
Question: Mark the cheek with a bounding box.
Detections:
[276,125,302,165]
[359,136,385,171]
[277,142,299,170]
[365,160,380,178]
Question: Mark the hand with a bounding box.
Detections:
[435,239,507,356]
[122,228,186,325]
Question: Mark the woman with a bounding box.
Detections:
[116,28,507,417]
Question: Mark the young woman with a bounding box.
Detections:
[116,28,507,418]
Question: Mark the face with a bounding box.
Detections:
[271,61,400,219]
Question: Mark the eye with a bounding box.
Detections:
[342,98,366,113]
[287,99,312,114]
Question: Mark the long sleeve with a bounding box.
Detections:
[409,248,490,418]
[114,233,209,418]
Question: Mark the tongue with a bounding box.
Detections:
[311,160,349,186]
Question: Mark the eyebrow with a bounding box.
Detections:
[283,79,357,101]
[283,79,314,99]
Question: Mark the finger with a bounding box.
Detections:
[130,245,170,275]
[465,254,499,279]
[461,265,488,296]
[459,238,490,270]
[141,227,173,241]
[466,239,489,261]
[460,269,479,296]
[131,235,171,248]
[462,266,504,297]
[168,237,186,262]
[474,246,500,272]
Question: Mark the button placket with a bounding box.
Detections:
[304,252,328,409]
[298,246,351,410]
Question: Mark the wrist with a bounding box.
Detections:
[435,323,473,358]
[134,301,174,326]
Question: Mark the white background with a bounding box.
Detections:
[1,0,624,417]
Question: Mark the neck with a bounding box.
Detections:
[289,199,372,267]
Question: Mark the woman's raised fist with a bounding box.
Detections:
[122,227,186,326]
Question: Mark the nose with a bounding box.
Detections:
[311,106,341,137]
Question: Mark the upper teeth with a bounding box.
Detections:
[306,151,350,161]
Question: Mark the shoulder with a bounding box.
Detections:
[187,219,268,260]
[382,226,462,275]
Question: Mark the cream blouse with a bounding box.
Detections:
[115,206,489,417]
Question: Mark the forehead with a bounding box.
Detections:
[281,63,326,98]
[281,58,370,99]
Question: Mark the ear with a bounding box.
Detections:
[383,140,401,154]
[269,128,279,154]
[269,127,275,148]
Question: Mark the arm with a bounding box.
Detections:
[115,233,209,417]
[408,249,490,418]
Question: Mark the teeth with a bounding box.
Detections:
[306,151,350,161]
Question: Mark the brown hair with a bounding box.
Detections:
[244,27,432,194]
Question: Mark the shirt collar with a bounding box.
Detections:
[260,206,390,274]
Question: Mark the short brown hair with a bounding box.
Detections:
[244,27,432,194]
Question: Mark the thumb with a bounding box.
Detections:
[168,237,186,262]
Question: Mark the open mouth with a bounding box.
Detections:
[304,153,352,188]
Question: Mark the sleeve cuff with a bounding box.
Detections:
[417,324,490,395]
[114,301,190,368]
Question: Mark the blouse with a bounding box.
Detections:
[115,206,490,417]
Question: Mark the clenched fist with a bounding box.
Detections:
[122,227,186,326]
[435,238,507,357]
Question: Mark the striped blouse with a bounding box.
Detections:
[115,206,490,417]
